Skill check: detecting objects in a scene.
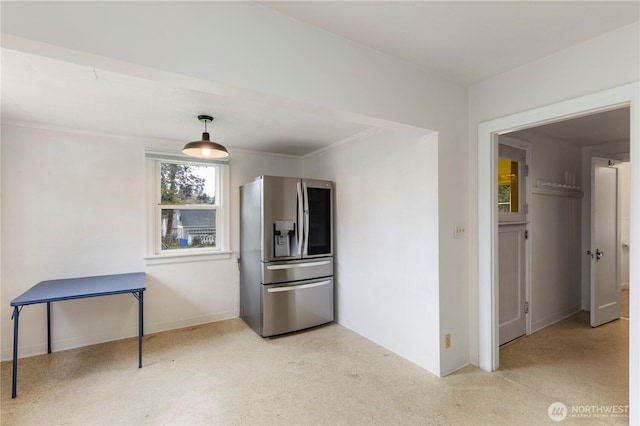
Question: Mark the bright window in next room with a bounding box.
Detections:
[146,152,229,260]
[498,158,519,213]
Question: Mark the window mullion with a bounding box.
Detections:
[157,204,217,210]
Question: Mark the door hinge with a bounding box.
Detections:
[525,164,529,177]
[524,203,529,215]
[525,230,529,240]
[525,301,529,314]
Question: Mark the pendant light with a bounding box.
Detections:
[182,115,229,159]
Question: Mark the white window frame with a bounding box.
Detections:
[145,151,231,264]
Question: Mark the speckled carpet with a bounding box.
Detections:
[1,311,629,425]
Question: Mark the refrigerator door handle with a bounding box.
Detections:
[266,260,331,270]
[267,280,332,293]
[296,181,304,256]
[303,182,309,256]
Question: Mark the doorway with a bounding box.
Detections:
[476,84,638,415]
[499,108,630,337]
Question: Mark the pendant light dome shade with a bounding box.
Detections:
[182,115,229,159]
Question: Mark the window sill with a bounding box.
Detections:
[145,250,233,265]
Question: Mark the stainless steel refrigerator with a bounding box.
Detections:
[240,176,334,337]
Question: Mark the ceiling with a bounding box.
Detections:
[1,2,638,155]
[263,1,639,85]
[509,107,631,147]
[0,48,370,157]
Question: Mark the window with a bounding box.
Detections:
[146,151,230,261]
[498,141,528,223]
[498,158,519,213]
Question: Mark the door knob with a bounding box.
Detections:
[587,249,604,261]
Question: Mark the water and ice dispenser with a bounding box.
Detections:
[274,220,296,257]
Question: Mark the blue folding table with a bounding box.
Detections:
[10,272,146,398]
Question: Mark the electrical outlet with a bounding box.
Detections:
[445,333,451,349]
[453,225,465,239]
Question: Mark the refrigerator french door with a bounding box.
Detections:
[260,177,333,262]
[240,176,334,337]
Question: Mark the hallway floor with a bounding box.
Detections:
[499,310,628,424]
[1,311,629,425]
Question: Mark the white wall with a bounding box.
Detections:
[1,125,146,360]
[1,1,469,376]
[303,129,440,373]
[0,124,302,360]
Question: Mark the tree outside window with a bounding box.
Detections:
[159,162,218,251]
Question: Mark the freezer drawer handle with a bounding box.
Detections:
[267,280,332,293]
[266,260,330,270]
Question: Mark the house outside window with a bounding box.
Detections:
[146,151,230,262]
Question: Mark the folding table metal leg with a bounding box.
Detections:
[47,302,52,354]
[11,306,20,398]
[133,290,144,368]
[139,291,142,367]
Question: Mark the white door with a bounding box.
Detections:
[590,157,620,327]
[499,224,527,345]
[498,141,528,345]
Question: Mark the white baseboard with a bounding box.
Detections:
[1,309,239,362]
[144,309,239,335]
[531,304,581,334]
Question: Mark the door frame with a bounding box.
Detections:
[477,82,638,421]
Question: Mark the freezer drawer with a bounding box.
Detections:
[261,277,334,337]
[262,257,333,285]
